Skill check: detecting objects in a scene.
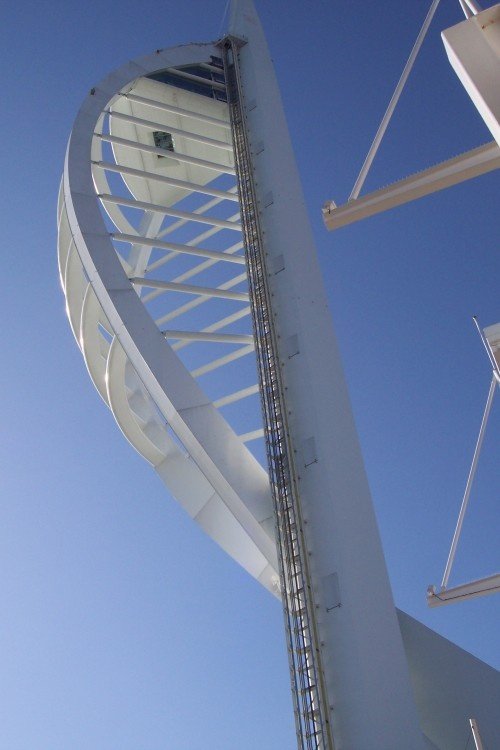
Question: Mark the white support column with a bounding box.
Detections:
[230,2,425,748]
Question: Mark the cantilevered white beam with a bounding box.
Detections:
[166,306,250,350]
[112,233,246,265]
[94,162,239,212]
[124,92,231,129]
[163,329,253,344]
[239,428,265,443]
[147,238,243,277]
[427,573,500,607]
[96,150,238,201]
[172,307,251,351]
[190,344,254,378]
[99,133,235,174]
[98,190,241,231]
[163,66,226,91]
[108,110,233,150]
[130,276,249,302]
[214,384,260,408]
[323,141,500,231]
[156,193,239,240]
[146,262,245,308]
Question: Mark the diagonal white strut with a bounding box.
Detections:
[441,374,497,590]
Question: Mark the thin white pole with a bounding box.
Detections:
[349,0,442,201]
[463,0,482,16]
[470,718,485,750]
[459,0,473,18]
[162,329,253,344]
[441,375,497,589]
[130,276,249,302]
[473,316,500,377]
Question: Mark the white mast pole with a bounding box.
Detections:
[349,0,442,201]
[441,374,497,589]
[470,718,485,750]
[229,2,425,748]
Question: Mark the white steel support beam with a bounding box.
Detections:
[440,374,497,590]
[124,92,231,129]
[163,329,253,344]
[108,110,233,150]
[149,228,241,274]
[131,276,248,302]
[443,4,500,147]
[230,2,426,747]
[190,344,254,378]
[97,150,238,200]
[214,384,259,407]
[239,428,265,442]
[171,307,251,351]
[112,233,246,265]
[99,190,241,230]
[148,268,246,308]
[427,573,500,607]
[95,161,238,210]
[163,66,226,91]
[99,133,236,174]
[323,141,500,231]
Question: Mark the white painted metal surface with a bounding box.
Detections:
[399,610,500,749]
[443,3,500,147]
[323,141,500,230]
[428,573,500,605]
[349,0,442,201]
[323,3,500,232]
[428,319,499,607]
[470,718,485,750]
[228,3,424,748]
[59,44,279,595]
[58,3,500,749]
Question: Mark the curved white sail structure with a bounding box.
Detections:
[58,2,500,749]
[58,43,279,596]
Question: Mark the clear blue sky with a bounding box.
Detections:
[1,1,498,748]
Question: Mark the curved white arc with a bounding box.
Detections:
[57,207,72,290]
[63,43,277,576]
[80,284,111,405]
[64,241,86,351]
[106,332,279,595]
[106,338,169,465]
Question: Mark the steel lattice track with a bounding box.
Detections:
[220,37,334,750]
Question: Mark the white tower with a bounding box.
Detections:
[57,1,500,748]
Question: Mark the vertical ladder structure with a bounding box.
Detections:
[220,37,332,749]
